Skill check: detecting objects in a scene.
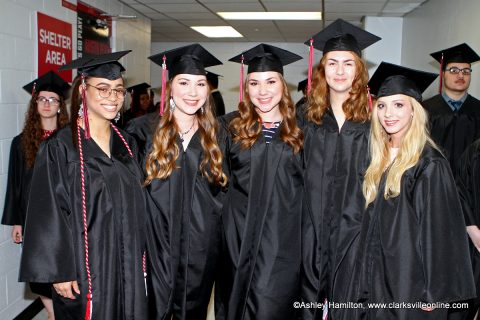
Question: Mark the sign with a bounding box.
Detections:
[37,12,72,82]
[77,1,111,59]
[62,0,77,12]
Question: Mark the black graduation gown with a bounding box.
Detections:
[301,110,370,320]
[423,94,480,172]
[19,126,148,320]
[457,138,480,301]
[145,132,224,320]
[211,90,226,117]
[349,146,475,320]
[124,112,160,154]
[2,134,31,227]
[216,112,303,320]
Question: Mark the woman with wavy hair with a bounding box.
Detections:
[214,43,303,320]
[146,44,227,320]
[348,62,475,320]
[20,51,149,320]
[1,71,69,320]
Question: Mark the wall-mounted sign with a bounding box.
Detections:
[37,12,73,82]
[77,1,111,59]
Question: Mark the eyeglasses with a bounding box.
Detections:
[37,96,60,106]
[86,84,127,99]
[447,67,472,75]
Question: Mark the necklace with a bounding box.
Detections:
[179,120,196,142]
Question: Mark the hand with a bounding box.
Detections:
[467,226,480,251]
[53,281,80,299]
[11,225,22,243]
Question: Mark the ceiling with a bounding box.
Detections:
[118,0,428,43]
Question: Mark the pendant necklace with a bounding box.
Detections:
[179,120,196,142]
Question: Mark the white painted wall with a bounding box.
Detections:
[402,0,480,99]
[150,42,312,113]
[0,0,150,318]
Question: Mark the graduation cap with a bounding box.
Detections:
[229,43,302,75]
[431,43,480,68]
[305,19,381,56]
[149,44,222,115]
[368,62,438,102]
[206,71,222,88]
[298,79,308,92]
[23,71,71,97]
[149,44,222,79]
[126,82,151,95]
[59,50,131,80]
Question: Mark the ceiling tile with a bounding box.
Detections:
[202,3,264,11]
[148,3,210,12]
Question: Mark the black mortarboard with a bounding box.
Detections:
[229,43,302,75]
[297,79,308,92]
[126,82,150,95]
[368,62,438,102]
[305,19,381,56]
[149,44,222,79]
[430,43,480,69]
[59,50,131,80]
[23,71,71,97]
[206,71,221,88]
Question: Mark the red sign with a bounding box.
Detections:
[62,0,77,12]
[37,12,73,82]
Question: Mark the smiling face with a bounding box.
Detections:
[83,77,125,121]
[376,94,414,145]
[247,71,283,120]
[171,73,208,117]
[36,91,60,119]
[324,50,356,95]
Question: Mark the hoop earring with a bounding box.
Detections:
[78,103,84,118]
[170,97,176,113]
[114,112,121,122]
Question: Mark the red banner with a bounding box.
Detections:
[62,0,77,12]
[37,12,73,82]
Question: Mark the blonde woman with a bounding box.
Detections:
[145,44,227,320]
[353,62,475,319]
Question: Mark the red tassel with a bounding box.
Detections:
[239,55,244,103]
[31,82,37,96]
[84,293,92,320]
[81,74,91,139]
[160,55,167,116]
[307,38,314,94]
[366,85,373,111]
[438,53,444,94]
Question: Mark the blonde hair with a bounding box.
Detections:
[145,82,227,187]
[363,96,438,207]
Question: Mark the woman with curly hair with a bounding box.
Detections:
[145,44,228,319]
[351,62,475,320]
[20,51,149,320]
[214,44,304,320]
[300,19,381,320]
[1,71,69,320]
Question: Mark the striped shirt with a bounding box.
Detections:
[262,121,281,144]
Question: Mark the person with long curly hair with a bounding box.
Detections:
[1,71,69,320]
[214,43,304,320]
[19,51,148,320]
[299,19,381,320]
[145,44,228,319]
[351,62,475,320]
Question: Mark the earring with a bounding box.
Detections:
[200,106,204,114]
[57,109,61,114]
[411,113,414,117]
[114,112,121,122]
[170,97,176,113]
[78,103,84,118]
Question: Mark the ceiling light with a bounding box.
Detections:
[191,26,243,38]
[218,12,322,20]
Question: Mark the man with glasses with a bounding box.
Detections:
[423,43,480,173]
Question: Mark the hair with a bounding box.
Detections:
[21,90,69,168]
[130,90,154,114]
[144,81,227,187]
[362,96,439,207]
[305,52,370,124]
[229,73,304,154]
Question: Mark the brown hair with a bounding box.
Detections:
[144,83,227,187]
[229,73,303,154]
[305,52,370,124]
[21,91,69,168]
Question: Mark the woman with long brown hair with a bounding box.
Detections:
[145,44,227,319]
[1,71,69,320]
[215,44,304,320]
[300,19,380,320]
[19,51,148,320]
